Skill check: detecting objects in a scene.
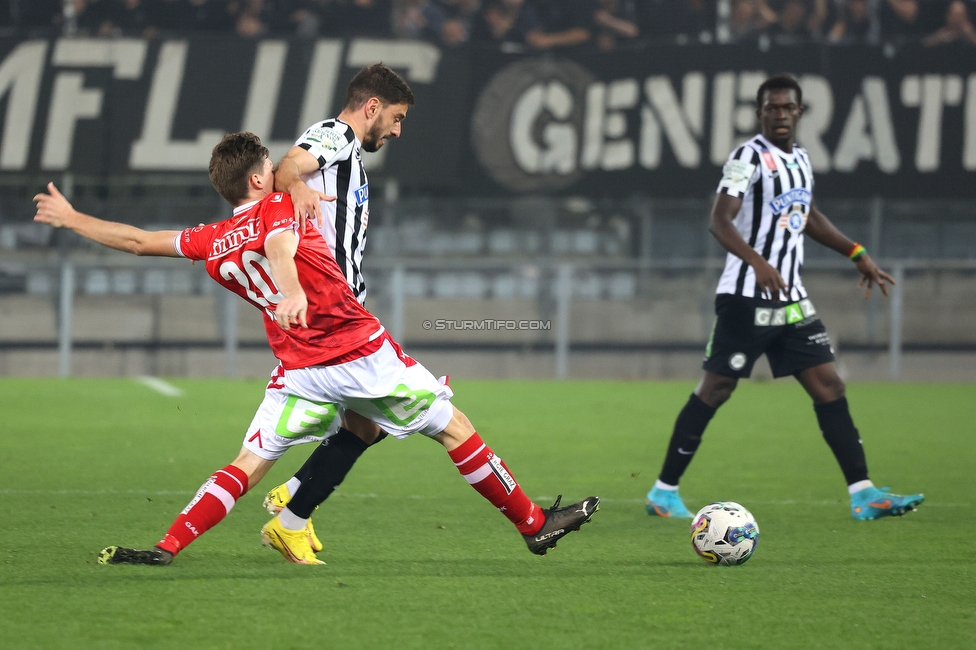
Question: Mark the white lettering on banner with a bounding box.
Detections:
[52,38,146,79]
[796,74,833,172]
[640,73,704,168]
[581,79,638,170]
[966,74,976,171]
[833,77,900,173]
[710,71,766,166]
[902,74,963,172]
[242,40,292,162]
[42,73,103,169]
[347,39,441,172]
[249,39,345,164]
[511,81,576,174]
[0,41,47,170]
[130,41,225,169]
[130,39,347,170]
[42,39,149,169]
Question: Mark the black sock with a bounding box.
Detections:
[287,427,370,518]
[814,397,869,485]
[658,394,717,486]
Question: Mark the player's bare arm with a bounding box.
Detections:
[264,229,308,330]
[709,192,788,299]
[33,182,181,257]
[275,147,336,231]
[806,204,895,298]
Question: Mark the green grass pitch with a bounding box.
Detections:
[1,378,973,649]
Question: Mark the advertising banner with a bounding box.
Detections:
[0,37,972,198]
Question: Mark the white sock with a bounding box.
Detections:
[848,479,874,495]
[285,477,301,497]
[278,507,308,531]
[654,480,679,491]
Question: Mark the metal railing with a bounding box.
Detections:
[5,254,972,380]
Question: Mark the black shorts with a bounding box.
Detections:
[702,294,835,379]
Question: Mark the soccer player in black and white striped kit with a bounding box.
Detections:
[646,75,924,521]
[260,64,414,549]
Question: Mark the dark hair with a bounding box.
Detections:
[209,132,269,204]
[756,74,803,109]
[344,63,415,110]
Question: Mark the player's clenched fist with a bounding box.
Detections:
[274,294,309,330]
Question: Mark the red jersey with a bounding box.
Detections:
[175,192,383,370]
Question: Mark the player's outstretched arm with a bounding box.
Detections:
[265,230,308,330]
[33,182,181,257]
[709,193,788,299]
[274,147,336,231]
[805,204,895,298]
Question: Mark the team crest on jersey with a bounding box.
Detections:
[778,210,807,233]
[355,184,369,205]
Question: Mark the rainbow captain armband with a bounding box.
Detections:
[847,243,866,262]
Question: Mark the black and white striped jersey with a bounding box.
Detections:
[715,134,814,302]
[295,119,370,304]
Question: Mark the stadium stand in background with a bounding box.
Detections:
[0,0,974,381]
[1,1,974,45]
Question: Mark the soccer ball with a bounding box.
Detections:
[690,501,759,566]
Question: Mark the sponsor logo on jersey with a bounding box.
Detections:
[355,184,369,205]
[760,150,778,174]
[754,300,816,327]
[305,125,343,153]
[769,188,811,214]
[271,193,283,203]
[209,222,261,259]
[720,159,756,194]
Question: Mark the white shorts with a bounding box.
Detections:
[243,336,454,460]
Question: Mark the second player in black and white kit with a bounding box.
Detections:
[645,75,924,523]
[258,64,415,549]
[714,131,815,303]
[278,63,414,305]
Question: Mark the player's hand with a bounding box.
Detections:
[854,253,895,299]
[290,183,335,233]
[274,294,309,330]
[751,258,788,302]
[32,182,75,228]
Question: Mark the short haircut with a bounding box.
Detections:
[209,132,269,205]
[344,63,415,110]
[756,74,803,109]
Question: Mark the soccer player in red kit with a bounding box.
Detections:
[33,132,598,565]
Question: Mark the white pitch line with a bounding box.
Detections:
[135,376,184,397]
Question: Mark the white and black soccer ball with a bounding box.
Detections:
[690,501,759,566]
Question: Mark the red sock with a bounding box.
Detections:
[448,433,544,535]
[156,465,249,556]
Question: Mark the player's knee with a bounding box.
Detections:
[698,376,737,407]
[822,375,846,402]
[432,406,476,450]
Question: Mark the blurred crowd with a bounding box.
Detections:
[2,0,975,48]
